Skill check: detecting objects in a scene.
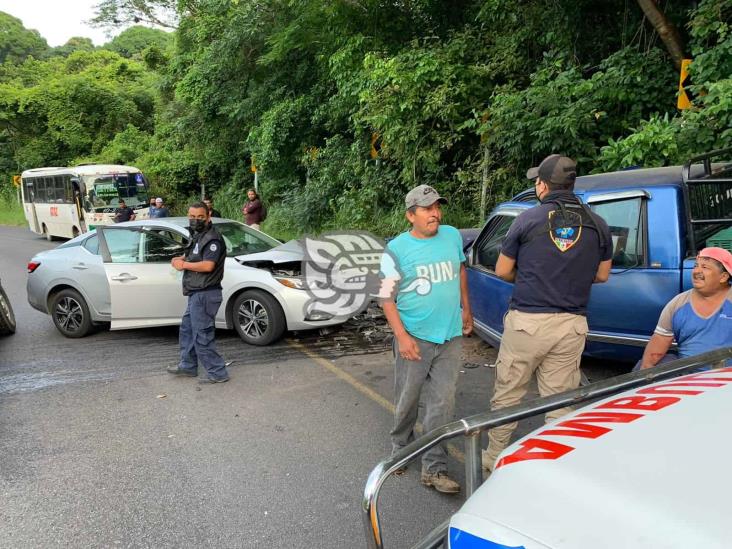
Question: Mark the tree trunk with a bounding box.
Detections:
[636,0,685,70]
[480,145,490,222]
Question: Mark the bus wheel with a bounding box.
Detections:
[50,289,92,338]
[42,224,53,242]
[72,227,79,238]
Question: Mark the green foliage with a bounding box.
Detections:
[483,46,675,192]
[0,11,49,64]
[0,49,157,191]
[51,37,95,58]
[2,1,731,236]
[598,0,732,170]
[0,183,24,226]
[105,26,173,59]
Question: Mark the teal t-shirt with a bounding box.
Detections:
[382,225,466,344]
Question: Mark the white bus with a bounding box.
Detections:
[20,164,151,240]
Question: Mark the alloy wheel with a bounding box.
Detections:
[54,296,84,333]
[237,299,269,339]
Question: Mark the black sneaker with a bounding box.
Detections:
[167,365,197,377]
[198,376,230,384]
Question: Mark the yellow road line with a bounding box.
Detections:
[286,339,465,463]
[287,339,395,413]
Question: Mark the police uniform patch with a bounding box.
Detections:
[210,243,217,252]
[548,210,582,252]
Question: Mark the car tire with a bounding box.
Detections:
[50,288,93,338]
[0,285,16,335]
[232,290,286,346]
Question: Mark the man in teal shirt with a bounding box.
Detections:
[380,184,473,494]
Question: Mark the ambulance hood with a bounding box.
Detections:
[450,367,732,549]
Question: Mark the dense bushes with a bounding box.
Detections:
[1,0,730,235]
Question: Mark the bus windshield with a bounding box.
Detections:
[84,173,149,212]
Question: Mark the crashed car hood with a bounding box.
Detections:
[235,239,303,263]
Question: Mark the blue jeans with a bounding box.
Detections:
[178,289,229,380]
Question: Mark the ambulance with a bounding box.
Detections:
[448,366,732,548]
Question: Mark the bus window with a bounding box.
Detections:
[83,173,149,212]
[21,178,33,202]
[36,178,46,202]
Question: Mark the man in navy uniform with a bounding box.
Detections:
[167,202,230,383]
[483,154,613,471]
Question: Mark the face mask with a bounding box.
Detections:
[189,219,207,233]
[535,181,545,202]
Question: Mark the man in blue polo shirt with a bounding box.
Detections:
[380,184,473,494]
[639,247,732,370]
[482,154,613,472]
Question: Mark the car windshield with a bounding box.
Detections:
[83,173,149,212]
[215,222,279,256]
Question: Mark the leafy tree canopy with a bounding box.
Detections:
[105,25,173,58]
[1,0,730,233]
[0,11,49,64]
[51,37,96,58]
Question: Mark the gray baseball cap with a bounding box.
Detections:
[405,184,448,209]
[526,154,577,186]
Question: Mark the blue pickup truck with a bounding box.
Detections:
[466,149,732,362]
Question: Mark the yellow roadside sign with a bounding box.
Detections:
[678,58,693,110]
[12,175,21,187]
[370,133,381,159]
[250,156,257,173]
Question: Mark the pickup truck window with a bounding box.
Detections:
[590,197,645,268]
[476,214,515,271]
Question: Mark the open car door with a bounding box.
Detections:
[98,226,188,330]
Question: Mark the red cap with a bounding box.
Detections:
[698,247,732,275]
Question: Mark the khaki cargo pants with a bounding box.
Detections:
[482,309,587,470]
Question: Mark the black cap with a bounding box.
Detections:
[527,154,577,187]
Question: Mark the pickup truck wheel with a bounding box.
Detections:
[0,285,16,335]
[232,290,286,346]
[50,289,92,338]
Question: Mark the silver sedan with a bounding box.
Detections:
[27,218,346,345]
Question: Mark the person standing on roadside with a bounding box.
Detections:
[167,202,230,384]
[242,189,263,230]
[150,197,169,218]
[114,199,136,223]
[380,184,473,494]
[482,154,613,472]
[149,197,158,217]
[204,196,221,218]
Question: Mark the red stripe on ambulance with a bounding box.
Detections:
[495,368,732,469]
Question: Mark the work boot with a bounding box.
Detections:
[420,471,460,494]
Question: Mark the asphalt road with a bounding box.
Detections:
[0,225,628,548]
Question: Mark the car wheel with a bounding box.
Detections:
[0,285,16,335]
[232,290,286,346]
[50,288,92,338]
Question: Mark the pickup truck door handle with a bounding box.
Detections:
[72,263,88,270]
[110,273,138,282]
